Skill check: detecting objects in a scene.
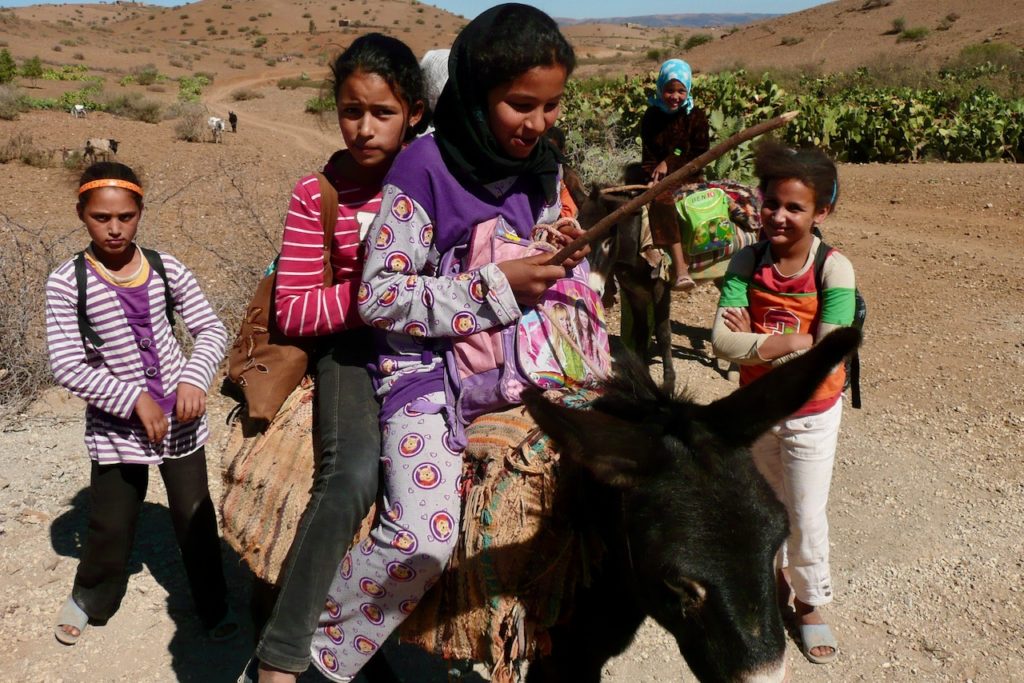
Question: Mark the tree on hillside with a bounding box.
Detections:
[20,56,42,87]
[0,49,16,84]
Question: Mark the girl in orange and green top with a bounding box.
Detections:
[711,140,855,667]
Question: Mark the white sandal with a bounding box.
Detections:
[54,597,89,645]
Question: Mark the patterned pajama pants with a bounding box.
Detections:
[310,391,462,681]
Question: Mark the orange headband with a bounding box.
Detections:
[78,179,144,197]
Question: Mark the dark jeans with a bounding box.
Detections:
[72,447,229,629]
[255,333,381,672]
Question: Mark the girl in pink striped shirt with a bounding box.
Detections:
[243,33,426,683]
[46,161,235,646]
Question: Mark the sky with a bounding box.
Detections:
[0,1,830,20]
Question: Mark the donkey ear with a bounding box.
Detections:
[522,390,670,489]
[697,328,861,447]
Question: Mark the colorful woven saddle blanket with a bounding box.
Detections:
[220,385,599,681]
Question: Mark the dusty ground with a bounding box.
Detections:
[1,10,1023,679]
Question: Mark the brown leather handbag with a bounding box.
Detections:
[225,172,339,425]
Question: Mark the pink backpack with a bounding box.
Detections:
[448,217,611,423]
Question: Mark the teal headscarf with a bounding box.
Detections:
[649,59,694,115]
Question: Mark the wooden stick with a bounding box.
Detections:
[545,110,800,265]
[599,184,649,195]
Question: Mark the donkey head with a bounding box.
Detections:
[524,328,861,682]
[580,183,648,295]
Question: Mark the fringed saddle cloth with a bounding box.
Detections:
[220,385,599,682]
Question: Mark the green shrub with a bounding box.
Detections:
[305,93,335,114]
[953,42,1024,70]
[780,36,804,46]
[131,63,160,86]
[253,36,267,48]
[20,56,43,83]
[178,74,210,102]
[683,34,713,51]
[887,17,906,35]
[0,49,16,84]
[898,27,929,43]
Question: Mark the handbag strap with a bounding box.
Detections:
[314,172,339,288]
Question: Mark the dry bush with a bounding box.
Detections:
[0,132,54,167]
[0,215,79,410]
[173,101,209,142]
[0,83,25,120]
[102,92,162,123]
[231,87,263,101]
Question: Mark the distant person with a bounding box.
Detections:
[419,47,449,113]
[418,47,449,135]
[640,58,709,292]
[45,161,235,647]
[711,139,855,666]
[239,33,427,683]
[228,110,238,133]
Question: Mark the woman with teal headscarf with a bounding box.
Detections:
[641,58,710,291]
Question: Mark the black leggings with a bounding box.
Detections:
[72,447,228,628]
[254,334,382,673]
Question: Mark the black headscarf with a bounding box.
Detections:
[432,4,563,205]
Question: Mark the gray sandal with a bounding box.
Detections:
[54,597,89,646]
[798,622,839,664]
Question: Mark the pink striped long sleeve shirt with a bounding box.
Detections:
[274,169,381,337]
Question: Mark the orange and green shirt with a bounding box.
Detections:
[717,237,856,416]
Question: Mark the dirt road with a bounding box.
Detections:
[0,102,1021,681]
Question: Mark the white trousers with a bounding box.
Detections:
[752,399,842,607]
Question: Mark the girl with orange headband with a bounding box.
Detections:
[44,161,237,646]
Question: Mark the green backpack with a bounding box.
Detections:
[677,187,734,256]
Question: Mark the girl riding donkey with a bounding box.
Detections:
[46,162,235,646]
[712,140,856,665]
[240,34,427,683]
[309,5,592,680]
[641,58,710,292]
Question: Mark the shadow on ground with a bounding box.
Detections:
[50,488,487,683]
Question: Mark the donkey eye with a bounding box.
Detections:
[665,576,707,608]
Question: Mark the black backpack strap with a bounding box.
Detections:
[74,251,105,348]
[811,235,862,408]
[140,247,176,330]
[750,240,772,271]
[812,237,831,293]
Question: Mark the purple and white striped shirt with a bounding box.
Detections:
[45,249,228,464]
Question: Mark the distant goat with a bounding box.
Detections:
[84,138,119,163]
[228,111,237,133]
[208,116,225,143]
[70,104,87,119]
